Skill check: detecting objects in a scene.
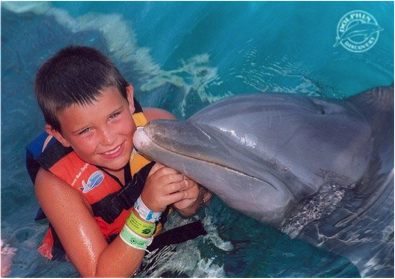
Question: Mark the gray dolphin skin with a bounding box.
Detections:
[133,84,394,277]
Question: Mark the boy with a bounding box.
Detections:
[29,45,211,277]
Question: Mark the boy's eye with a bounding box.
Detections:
[110,112,121,119]
[78,127,91,135]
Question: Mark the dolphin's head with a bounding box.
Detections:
[134,93,374,226]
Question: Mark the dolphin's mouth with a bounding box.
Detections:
[134,125,299,228]
[134,126,272,186]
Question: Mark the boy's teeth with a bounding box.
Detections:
[105,146,120,155]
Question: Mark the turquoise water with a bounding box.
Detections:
[1,1,393,277]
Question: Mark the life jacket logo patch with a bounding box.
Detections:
[81,170,105,193]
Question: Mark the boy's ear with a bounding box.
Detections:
[44,124,71,148]
[126,84,135,114]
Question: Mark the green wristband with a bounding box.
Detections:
[126,210,156,237]
[120,225,153,250]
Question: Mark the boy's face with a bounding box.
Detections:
[48,86,136,176]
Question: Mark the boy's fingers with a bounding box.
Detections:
[163,191,186,205]
[162,180,188,195]
[150,164,180,179]
[155,174,185,189]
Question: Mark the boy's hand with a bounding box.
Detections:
[141,163,188,212]
[172,178,199,210]
[173,178,213,217]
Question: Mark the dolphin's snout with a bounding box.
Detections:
[133,127,152,151]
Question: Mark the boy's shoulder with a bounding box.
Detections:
[143,107,176,121]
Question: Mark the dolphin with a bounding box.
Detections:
[134,84,394,277]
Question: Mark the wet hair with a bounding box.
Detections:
[34,45,129,132]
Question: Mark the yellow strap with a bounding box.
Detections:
[132,112,148,128]
[130,111,151,176]
[130,150,152,176]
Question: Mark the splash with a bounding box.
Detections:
[237,48,323,95]
[1,1,50,13]
[141,54,230,116]
[1,239,17,277]
[138,211,229,277]
[139,242,225,278]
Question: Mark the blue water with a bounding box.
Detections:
[1,1,393,277]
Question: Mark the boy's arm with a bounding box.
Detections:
[35,168,146,277]
[143,107,177,121]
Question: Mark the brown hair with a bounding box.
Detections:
[34,45,129,132]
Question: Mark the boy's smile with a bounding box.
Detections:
[100,142,126,159]
[48,86,136,180]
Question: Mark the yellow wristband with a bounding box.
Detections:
[125,210,156,237]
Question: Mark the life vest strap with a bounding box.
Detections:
[91,161,155,224]
[37,141,74,171]
[147,220,207,252]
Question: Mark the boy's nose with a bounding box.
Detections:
[100,128,116,145]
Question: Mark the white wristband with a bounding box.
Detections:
[120,224,153,250]
[134,196,162,223]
